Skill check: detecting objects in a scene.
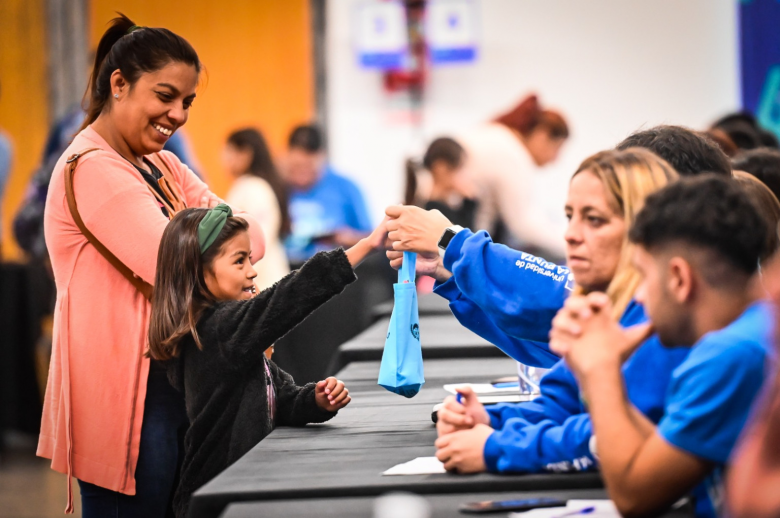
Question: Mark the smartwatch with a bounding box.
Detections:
[438,225,464,258]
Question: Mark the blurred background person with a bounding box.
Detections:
[710,112,780,153]
[282,124,372,267]
[733,147,780,202]
[223,128,291,290]
[0,79,12,258]
[459,94,569,259]
[404,137,476,229]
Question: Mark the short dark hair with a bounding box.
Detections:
[288,124,324,153]
[617,125,731,177]
[629,175,766,278]
[712,111,779,150]
[405,137,466,205]
[733,147,780,201]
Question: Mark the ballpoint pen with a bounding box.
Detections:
[552,507,596,518]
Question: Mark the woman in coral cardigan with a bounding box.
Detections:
[39,15,263,517]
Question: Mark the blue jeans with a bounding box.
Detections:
[79,363,188,518]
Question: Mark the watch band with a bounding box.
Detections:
[438,225,464,258]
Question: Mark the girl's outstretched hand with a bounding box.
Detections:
[315,377,351,412]
[344,218,389,267]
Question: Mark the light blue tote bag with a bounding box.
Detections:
[378,252,425,398]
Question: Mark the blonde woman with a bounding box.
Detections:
[384,148,690,475]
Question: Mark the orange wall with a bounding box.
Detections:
[0,0,50,260]
[90,0,315,198]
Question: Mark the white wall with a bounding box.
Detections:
[326,0,740,234]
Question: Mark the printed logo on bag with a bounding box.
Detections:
[411,323,419,340]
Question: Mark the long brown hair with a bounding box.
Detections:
[494,94,569,140]
[148,208,248,360]
[571,148,679,319]
[81,13,201,131]
[227,128,292,236]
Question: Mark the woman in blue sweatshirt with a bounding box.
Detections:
[386,148,690,473]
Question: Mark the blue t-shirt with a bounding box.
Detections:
[285,166,372,263]
[0,130,12,239]
[658,301,775,518]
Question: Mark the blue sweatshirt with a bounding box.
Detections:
[433,229,689,473]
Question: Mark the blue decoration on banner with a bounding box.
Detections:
[359,52,405,69]
[431,47,477,64]
[740,0,780,138]
[757,65,780,138]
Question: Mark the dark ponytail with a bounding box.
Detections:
[404,158,419,206]
[80,13,201,131]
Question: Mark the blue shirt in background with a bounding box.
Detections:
[0,130,13,239]
[658,301,775,518]
[285,166,372,263]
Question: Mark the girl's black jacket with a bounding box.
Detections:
[166,249,357,518]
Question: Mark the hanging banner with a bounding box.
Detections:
[355,0,408,70]
[426,0,479,64]
[740,0,780,138]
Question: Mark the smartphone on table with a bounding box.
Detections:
[459,497,566,514]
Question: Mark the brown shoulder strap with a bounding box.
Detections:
[149,153,187,214]
[64,149,154,301]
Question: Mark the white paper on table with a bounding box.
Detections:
[509,500,618,518]
[443,383,520,395]
[382,456,446,476]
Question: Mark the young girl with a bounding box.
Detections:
[148,204,385,518]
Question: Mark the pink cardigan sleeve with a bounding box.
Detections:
[72,151,265,286]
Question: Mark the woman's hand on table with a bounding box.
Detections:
[385,205,452,255]
[386,250,452,283]
[315,377,351,412]
[436,387,490,437]
[435,423,493,474]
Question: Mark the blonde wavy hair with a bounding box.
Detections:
[571,148,679,319]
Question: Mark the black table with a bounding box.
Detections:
[372,293,453,320]
[190,359,602,518]
[336,358,518,391]
[0,262,49,453]
[220,489,608,518]
[328,315,507,374]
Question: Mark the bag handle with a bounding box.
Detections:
[64,149,154,301]
[398,251,417,284]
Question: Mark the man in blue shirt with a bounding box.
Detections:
[550,176,774,518]
[282,124,372,265]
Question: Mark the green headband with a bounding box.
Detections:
[198,203,233,253]
[126,25,144,35]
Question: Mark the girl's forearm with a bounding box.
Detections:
[344,238,373,267]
